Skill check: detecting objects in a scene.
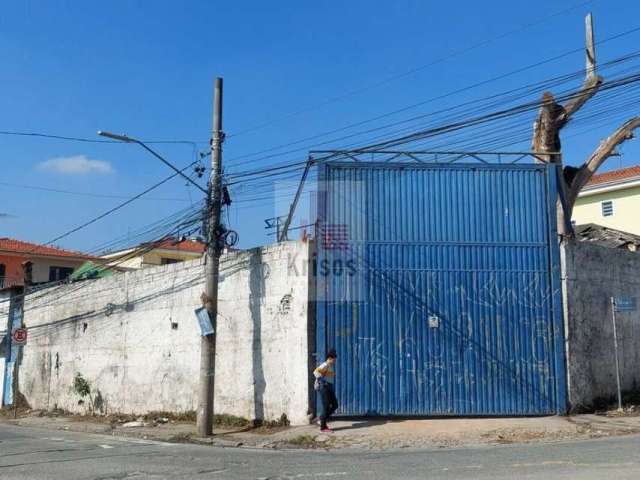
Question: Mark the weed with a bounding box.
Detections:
[213,414,251,428]
[73,373,91,399]
[142,411,197,423]
[285,434,322,448]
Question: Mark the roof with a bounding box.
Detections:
[147,237,206,254]
[574,223,640,251]
[585,165,640,188]
[0,238,94,260]
[100,238,207,259]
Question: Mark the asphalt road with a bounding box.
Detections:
[2,424,640,479]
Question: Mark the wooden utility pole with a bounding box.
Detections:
[531,13,640,234]
[197,77,224,437]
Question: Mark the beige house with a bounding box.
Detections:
[101,238,205,270]
[573,165,640,236]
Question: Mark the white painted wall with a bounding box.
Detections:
[17,241,312,424]
[30,257,84,284]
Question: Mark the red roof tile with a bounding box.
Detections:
[0,238,94,259]
[585,165,640,188]
[152,238,206,254]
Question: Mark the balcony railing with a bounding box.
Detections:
[0,276,24,290]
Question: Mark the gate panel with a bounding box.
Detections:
[317,163,566,416]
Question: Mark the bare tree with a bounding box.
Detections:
[531,13,640,235]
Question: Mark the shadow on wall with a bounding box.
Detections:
[249,250,266,423]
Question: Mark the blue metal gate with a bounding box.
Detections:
[316,162,566,416]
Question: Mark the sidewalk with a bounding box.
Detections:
[3,408,640,451]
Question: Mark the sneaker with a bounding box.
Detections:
[320,427,334,434]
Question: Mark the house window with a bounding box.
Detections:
[49,266,74,282]
[601,200,614,217]
[0,263,5,288]
[160,258,181,265]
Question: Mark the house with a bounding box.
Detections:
[100,237,206,270]
[572,165,640,235]
[0,238,94,289]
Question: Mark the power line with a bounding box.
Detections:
[0,181,191,202]
[225,61,640,188]
[226,0,596,138]
[0,130,204,146]
[37,161,201,250]
[224,67,640,221]
[224,25,640,173]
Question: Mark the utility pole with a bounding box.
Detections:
[197,77,224,437]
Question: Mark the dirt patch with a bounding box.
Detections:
[0,406,30,418]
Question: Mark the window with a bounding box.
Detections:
[601,200,614,217]
[160,258,181,265]
[49,266,74,282]
[0,263,5,288]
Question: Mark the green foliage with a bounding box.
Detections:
[73,373,91,398]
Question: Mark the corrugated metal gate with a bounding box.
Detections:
[316,162,566,416]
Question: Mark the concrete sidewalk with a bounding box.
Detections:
[3,409,640,450]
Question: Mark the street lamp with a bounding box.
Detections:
[97,130,207,194]
[97,131,133,143]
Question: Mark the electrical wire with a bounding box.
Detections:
[0,181,191,202]
[224,23,640,170]
[226,0,596,138]
[0,130,204,146]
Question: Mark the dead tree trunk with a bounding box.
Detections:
[531,76,602,234]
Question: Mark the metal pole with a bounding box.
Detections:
[610,297,623,411]
[197,77,223,437]
[279,158,313,242]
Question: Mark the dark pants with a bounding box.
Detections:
[318,382,338,428]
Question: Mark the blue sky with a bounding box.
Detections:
[1,0,640,252]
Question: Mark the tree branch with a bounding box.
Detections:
[567,117,640,208]
[557,75,603,127]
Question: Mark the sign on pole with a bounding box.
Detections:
[12,328,27,346]
[194,307,214,336]
[610,297,624,411]
[614,297,637,313]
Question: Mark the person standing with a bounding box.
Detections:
[314,348,338,433]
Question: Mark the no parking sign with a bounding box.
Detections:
[12,327,27,346]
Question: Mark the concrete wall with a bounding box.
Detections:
[563,240,640,410]
[17,241,313,424]
[573,185,640,235]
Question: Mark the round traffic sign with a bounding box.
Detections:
[12,327,27,345]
